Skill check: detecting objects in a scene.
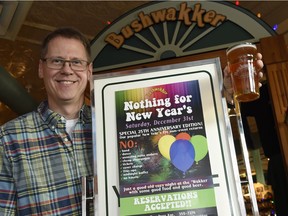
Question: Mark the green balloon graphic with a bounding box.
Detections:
[190,135,208,163]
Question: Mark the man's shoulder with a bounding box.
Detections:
[0,111,38,136]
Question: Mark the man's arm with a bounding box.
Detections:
[0,139,17,215]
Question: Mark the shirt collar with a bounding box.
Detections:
[38,101,91,126]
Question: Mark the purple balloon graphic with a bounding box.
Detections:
[170,139,195,173]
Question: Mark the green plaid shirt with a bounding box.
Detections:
[0,101,93,215]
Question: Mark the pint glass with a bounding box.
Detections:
[226,43,259,102]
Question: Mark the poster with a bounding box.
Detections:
[92,58,246,215]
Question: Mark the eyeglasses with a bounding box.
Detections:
[41,57,90,71]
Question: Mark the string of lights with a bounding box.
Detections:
[235,1,278,31]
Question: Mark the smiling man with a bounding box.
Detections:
[0,27,94,215]
[0,27,264,215]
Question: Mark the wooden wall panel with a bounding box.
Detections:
[260,34,288,175]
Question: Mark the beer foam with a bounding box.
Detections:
[227,43,256,55]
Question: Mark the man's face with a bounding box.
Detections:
[38,37,92,106]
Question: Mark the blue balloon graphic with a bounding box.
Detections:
[170,139,195,173]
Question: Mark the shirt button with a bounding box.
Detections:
[64,137,68,142]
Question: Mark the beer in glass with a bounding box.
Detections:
[226,43,259,102]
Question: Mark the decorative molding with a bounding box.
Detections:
[91,1,276,73]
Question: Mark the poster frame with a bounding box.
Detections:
[91,58,246,215]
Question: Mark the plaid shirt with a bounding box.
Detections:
[0,101,93,215]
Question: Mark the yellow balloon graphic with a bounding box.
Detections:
[158,135,176,160]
